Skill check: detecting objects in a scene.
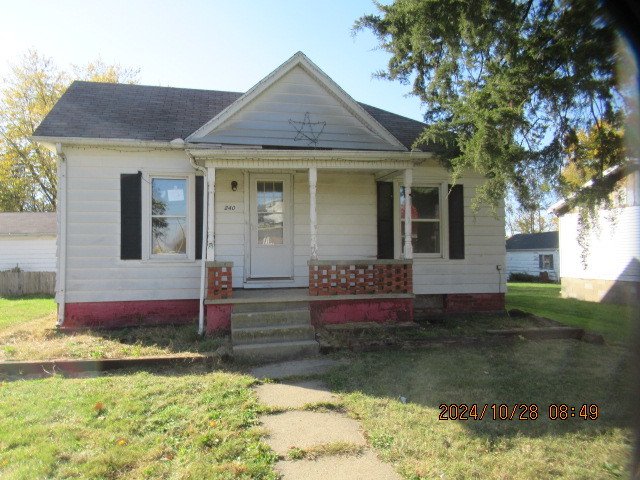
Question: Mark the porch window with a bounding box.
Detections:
[400,186,441,255]
[151,178,188,255]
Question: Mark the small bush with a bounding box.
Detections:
[508,272,555,283]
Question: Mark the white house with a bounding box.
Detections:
[0,212,57,272]
[505,231,559,281]
[550,163,639,304]
[32,52,506,354]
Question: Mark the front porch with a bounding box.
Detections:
[204,259,415,335]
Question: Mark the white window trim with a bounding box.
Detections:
[393,180,449,260]
[141,172,196,262]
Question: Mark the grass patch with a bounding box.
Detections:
[326,341,633,479]
[300,401,345,413]
[0,295,55,330]
[286,442,365,460]
[506,283,635,344]
[0,319,226,361]
[0,366,277,479]
[0,296,226,360]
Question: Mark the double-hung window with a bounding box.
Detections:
[120,172,202,261]
[400,185,443,256]
[539,254,554,270]
[151,178,188,256]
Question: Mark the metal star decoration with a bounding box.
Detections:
[289,112,326,146]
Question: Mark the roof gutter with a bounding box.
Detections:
[185,145,208,336]
[31,136,185,150]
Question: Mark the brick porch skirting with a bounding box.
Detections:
[206,261,233,300]
[308,260,412,296]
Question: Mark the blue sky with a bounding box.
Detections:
[0,0,424,121]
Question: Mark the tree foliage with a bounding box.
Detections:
[355,0,625,212]
[0,50,139,212]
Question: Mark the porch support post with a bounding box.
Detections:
[207,167,216,260]
[309,167,318,260]
[403,168,413,259]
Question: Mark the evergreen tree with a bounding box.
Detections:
[355,0,625,212]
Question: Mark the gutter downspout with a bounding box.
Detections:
[187,151,208,336]
[55,143,67,326]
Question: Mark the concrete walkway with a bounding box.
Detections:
[251,358,401,480]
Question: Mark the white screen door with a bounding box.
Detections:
[249,173,293,279]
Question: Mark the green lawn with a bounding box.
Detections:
[506,283,636,344]
[0,296,223,361]
[0,295,55,330]
[0,367,277,479]
[327,340,634,479]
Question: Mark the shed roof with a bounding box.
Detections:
[32,81,428,151]
[0,212,57,235]
[506,231,558,251]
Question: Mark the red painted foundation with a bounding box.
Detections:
[310,298,413,326]
[63,300,199,328]
[444,293,505,313]
[205,304,233,334]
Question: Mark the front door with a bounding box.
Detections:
[249,173,293,279]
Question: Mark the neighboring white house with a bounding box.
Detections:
[0,212,57,272]
[32,52,506,336]
[505,231,559,281]
[550,163,639,304]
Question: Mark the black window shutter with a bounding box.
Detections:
[448,184,465,259]
[120,173,142,260]
[195,176,204,260]
[377,182,394,259]
[549,255,554,269]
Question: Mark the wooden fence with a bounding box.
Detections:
[0,271,56,296]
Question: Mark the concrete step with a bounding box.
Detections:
[233,340,320,362]
[233,301,309,314]
[231,309,310,329]
[232,323,316,345]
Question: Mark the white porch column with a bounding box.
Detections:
[206,167,216,260]
[403,168,413,259]
[309,167,318,260]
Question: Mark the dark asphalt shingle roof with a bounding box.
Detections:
[0,213,57,235]
[506,231,559,251]
[33,81,428,150]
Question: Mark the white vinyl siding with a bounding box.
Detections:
[62,147,507,303]
[0,236,57,272]
[63,148,201,303]
[559,205,640,283]
[402,165,507,295]
[506,250,560,280]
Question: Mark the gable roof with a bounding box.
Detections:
[33,65,428,150]
[0,213,57,236]
[506,231,559,251]
[187,52,407,151]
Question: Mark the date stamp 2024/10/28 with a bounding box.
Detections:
[439,404,599,421]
